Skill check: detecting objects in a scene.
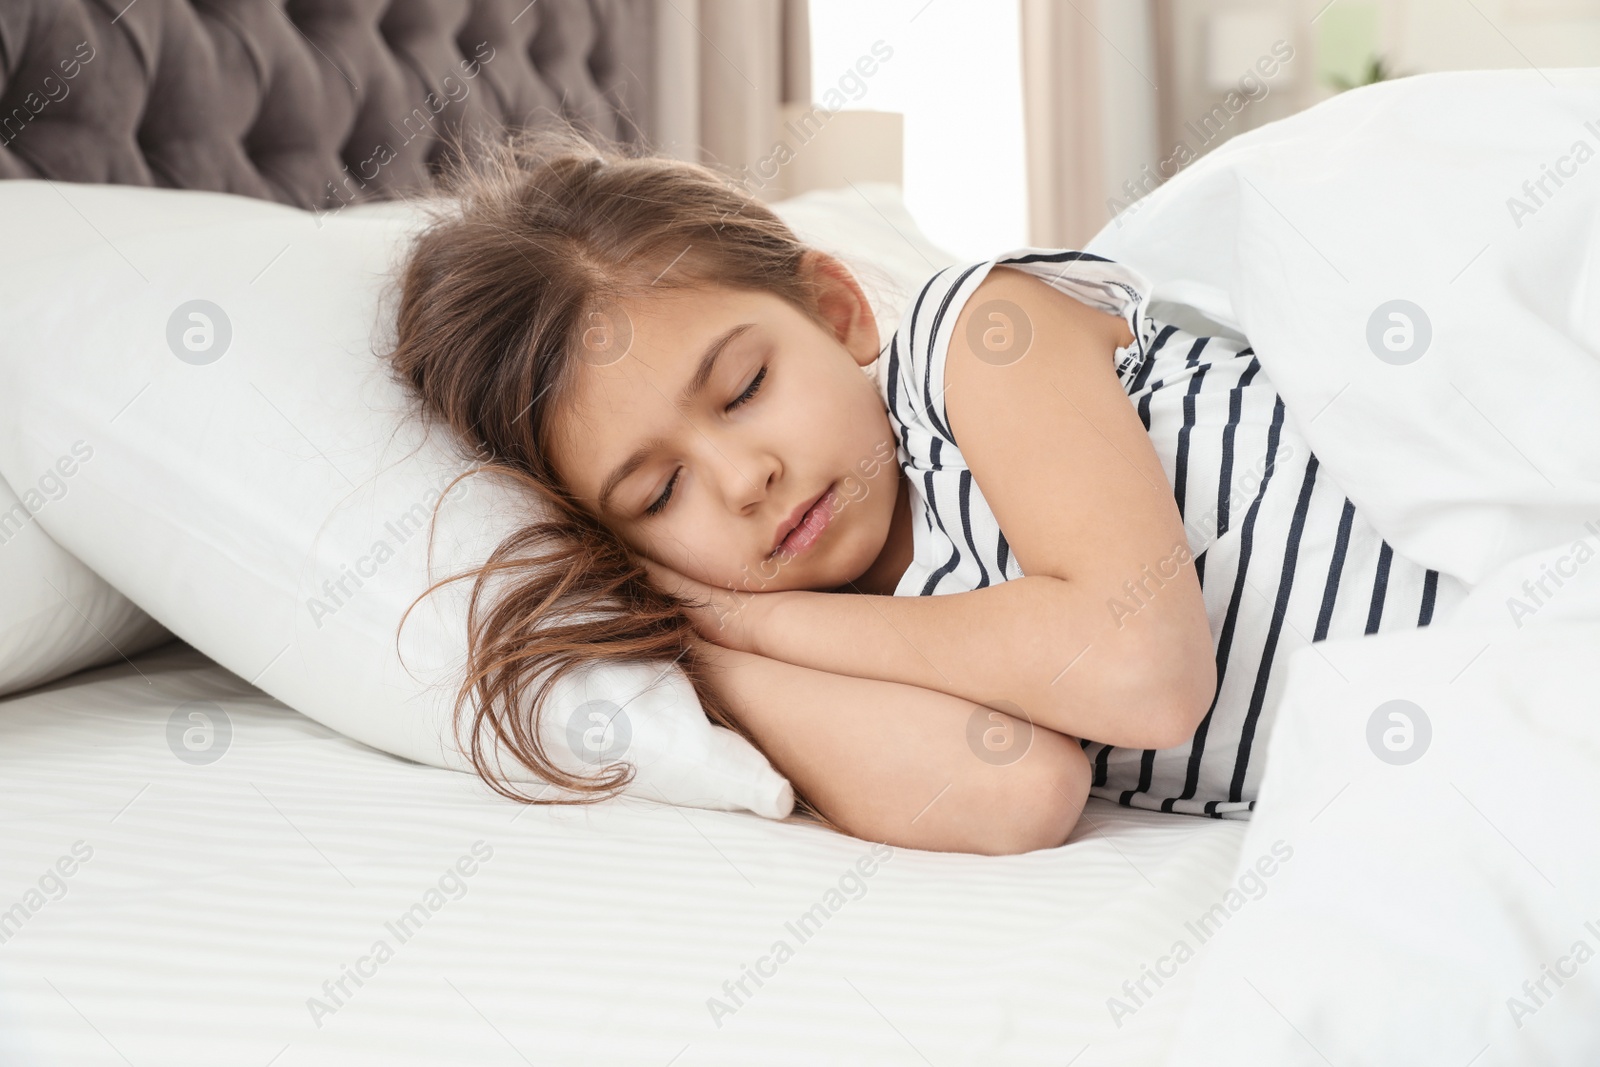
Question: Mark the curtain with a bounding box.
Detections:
[1019,0,1162,248]
[1019,0,1107,248]
[651,0,811,190]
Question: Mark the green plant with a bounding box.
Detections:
[1326,54,1404,91]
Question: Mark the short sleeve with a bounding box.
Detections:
[878,261,985,453]
[878,247,1156,455]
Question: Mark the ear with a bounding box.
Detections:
[800,250,880,369]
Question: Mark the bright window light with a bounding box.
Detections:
[808,0,1029,261]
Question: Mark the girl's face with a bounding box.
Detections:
[549,252,904,594]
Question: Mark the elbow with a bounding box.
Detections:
[1040,598,1218,753]
[1100,604,1218,750]
[984,734,1092,856]
[1141,651,1218,750]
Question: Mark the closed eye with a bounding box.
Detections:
[643,365,769,517]
[728,364,767,409]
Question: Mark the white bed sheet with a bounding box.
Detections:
[0,641,1245,1066]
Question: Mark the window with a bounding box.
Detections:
[809,0,1029,260]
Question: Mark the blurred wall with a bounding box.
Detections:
[1128,0,1599,234]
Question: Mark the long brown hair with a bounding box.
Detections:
[378,119,857,831]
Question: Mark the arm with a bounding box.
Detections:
[690,637,1090,856]
[749,264,1217,750]
[752,573,1205,750]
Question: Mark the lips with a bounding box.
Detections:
[770,484,832,558]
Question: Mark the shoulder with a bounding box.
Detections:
[883,250,1144,444]
[953,262,1135,357]
[942,258,1144,453]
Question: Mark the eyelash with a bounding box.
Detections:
[643,365,769,517]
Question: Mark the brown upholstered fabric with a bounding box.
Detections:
[0,0,656,210]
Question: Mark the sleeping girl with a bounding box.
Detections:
[382,122,1465,856]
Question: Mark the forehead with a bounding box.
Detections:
[571,282,770,401]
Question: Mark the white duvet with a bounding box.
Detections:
[1087,68,1600,594]
[1082,69,1600,1064]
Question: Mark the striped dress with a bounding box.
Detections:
[874,247,1467,819]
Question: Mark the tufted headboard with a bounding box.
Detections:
[0,0,656,210]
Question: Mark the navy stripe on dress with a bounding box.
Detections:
[1228,449,1320,803]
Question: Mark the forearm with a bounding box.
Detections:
[754,575,1210,749]
[690,638,1087,855]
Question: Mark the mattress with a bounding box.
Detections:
[0,640,1247,1066]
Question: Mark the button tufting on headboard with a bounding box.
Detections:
[0,0,656,210]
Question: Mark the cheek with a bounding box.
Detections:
[782,357,854,422]
[837,475,871,505]
[841,395,897,480]
[656,511,741,582]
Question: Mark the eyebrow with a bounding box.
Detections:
[596,322,757,515]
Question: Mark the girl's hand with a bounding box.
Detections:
[637,556,777,655]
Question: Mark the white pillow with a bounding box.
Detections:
[0,178,955,817]
[0,472,172,697]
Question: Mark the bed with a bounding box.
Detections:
[0,642,1248,1065]
[0,2,1253,1064]
[3,1,1599,1063]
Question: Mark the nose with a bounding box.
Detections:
[707,434,777,516]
